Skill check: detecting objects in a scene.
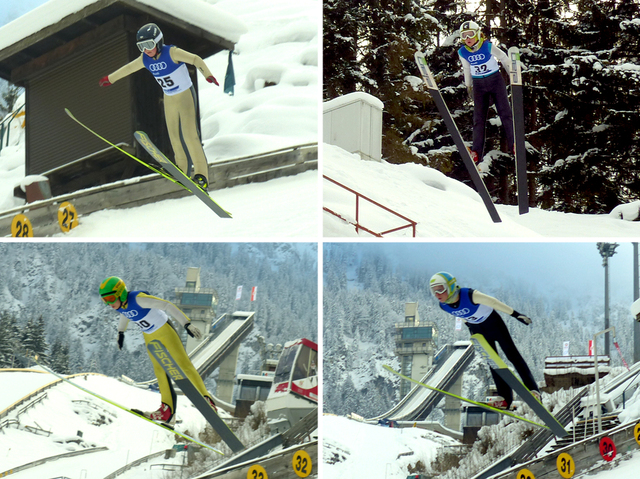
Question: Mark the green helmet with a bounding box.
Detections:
[100,276,127,304]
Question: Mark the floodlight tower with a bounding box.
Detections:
[597,243,618,357]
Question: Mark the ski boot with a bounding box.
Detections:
[192,174,209,194]
[204,395,218,413]
[468,149,481,172]
[134,402,176,427]
[531,390,542,403]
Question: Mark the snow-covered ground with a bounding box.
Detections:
[0,0,320,238]
[0,368,232,478]
[323,144,640,237]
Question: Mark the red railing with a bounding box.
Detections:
[323,175,417,237]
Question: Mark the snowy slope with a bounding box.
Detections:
[0,369,222,477]
[0,0,319,237]
[323,144,640,237]
[322,415,459,479]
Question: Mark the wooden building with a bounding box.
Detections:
[0,0,239,197]
[542,355,611,393]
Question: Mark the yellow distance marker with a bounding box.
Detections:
[292,449,312,477]
[515,468,535,479]
[11,213,33,237]
[58,202,79,233]
[557,452,575,478]
[247,464,267,479]
[634,422,640,447]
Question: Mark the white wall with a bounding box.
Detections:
[323,92,383,162]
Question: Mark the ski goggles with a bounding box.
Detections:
[136,39,158,52]
[101,292,119,304]
[430,284,448,295]
[461,30,477,40]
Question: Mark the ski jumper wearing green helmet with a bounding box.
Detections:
[100,276,217,421]
[430,271,539,408]
[98,23,219,189]
[457,20,514,162]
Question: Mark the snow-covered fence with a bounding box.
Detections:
[323,92,383,162]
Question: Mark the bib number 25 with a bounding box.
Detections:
[156,76,175,89]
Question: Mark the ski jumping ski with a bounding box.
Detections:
[147,339,245,452]
[382,364,549,430]
[470,333,569,437]
[64,109,232,218]
[30,354,224,454]
[507,47,529,215]
[414,51,502,224]
[65,109,186,190]
[134,131,232,219]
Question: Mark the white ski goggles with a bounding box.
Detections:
[461,30,477,40]
[430,284,448,295]
[136,32,162,52]
[137,39,158,52]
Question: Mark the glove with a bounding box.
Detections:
[117,332,124,350]
[99,76,112,87]
[512,310,532,325]
[185,323,203,339]
[206,75,219,86]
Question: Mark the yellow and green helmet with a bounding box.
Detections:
[99,276,127,304]
[429,272,458,300]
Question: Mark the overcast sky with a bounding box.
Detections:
[0,0,49,27]
[329,242,638,308]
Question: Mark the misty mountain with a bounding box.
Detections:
[0,242,318,383]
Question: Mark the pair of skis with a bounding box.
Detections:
[414,49,529,220]
[64,109,232,219]
[384,332,568,437]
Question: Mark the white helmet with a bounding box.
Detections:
[459,20,481,43]
[429,272,459,301]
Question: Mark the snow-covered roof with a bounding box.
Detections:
[0,0,247,57]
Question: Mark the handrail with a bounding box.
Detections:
[323,175,417,237]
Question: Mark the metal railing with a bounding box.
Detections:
[323,175,417,237]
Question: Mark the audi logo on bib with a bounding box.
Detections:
[468,54,486,62]
[122,310,139,318]
[149,62,168,72]
[452,308,471,316]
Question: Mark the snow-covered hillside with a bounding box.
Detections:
[323,144,640,237]
[0,368,261,478]
[0,0,320,238]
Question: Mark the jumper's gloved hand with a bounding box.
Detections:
[206,75,219,86]
[512,310,532,325]
[185,323,203,339]
[117,332,125,350]
[99,76,112,87]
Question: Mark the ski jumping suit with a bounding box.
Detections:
[104,45,213,180]
[459,41,514,159]
[439,287,539,405]
[115,290,211,415]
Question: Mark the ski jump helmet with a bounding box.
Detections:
[459,20,481,44]
[429,272,459,301]
[100,276,128,304]
[136,23,164,52]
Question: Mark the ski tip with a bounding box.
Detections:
[64,108,74,118]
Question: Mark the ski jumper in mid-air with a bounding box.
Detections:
[430,271,541,409]
[458,20,514,164]
[99,23,218,191]
[100,276,217,423]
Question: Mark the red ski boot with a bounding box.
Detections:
[204,395,218,412]
[147,402,175,425]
